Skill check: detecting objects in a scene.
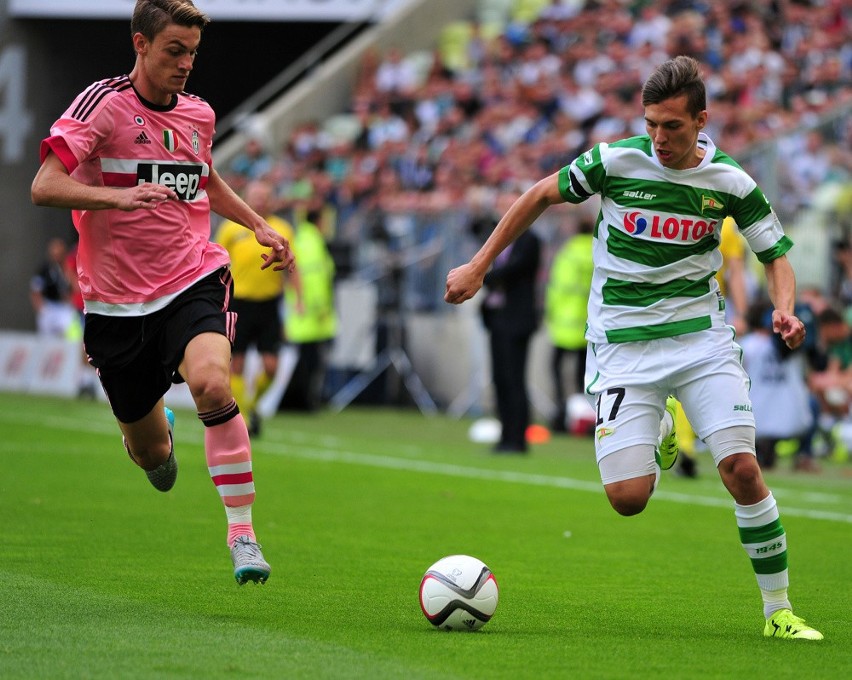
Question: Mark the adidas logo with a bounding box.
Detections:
[134,132,151,144]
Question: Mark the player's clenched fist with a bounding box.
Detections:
[772,310,806,350]
[445,263,485,305]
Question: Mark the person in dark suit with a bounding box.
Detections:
[480,226,541,453]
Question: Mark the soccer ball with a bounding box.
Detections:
[418,555,499,630]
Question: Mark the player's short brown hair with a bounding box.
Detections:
[131,0,210,41]
[642,55,706,118]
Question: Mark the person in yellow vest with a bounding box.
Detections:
[673,216,751,476]
[215,179,294,436]
[281,206,338,411]
[545,218,595,432]
[718,216,751,333]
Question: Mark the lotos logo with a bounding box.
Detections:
[623,212,718,242]
[624,212,648,235]
[137,162,204,201]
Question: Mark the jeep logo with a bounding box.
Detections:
[137,162,203,201]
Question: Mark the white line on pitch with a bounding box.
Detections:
[261,443,852,525]
[13,412,852,524]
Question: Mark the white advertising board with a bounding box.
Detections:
[0,332,79,397]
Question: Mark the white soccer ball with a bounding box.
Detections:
[419,554,499,631]
[467,417,501,444]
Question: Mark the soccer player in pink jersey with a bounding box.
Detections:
[30,0,293,585]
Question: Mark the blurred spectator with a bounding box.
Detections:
[544,218,593,432]
[374,46,419,101]
[834,242,852,310]
[809,306,852,418]
[808,304,852,461]
[479,194,541,453]
[629,5,673,50]
[30,237,75,338]
[366,102,410,150]
[64,241,98,398]
[280,206,338,412]
[228,137,273,187]
[740,299,818,472]
[779,129,838,211]
[717,217,753,335]
[537,0,581,23]
[556,73,604,127]
[216,179,294,437]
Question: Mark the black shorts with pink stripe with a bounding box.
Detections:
[84,266,236,423]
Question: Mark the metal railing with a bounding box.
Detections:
[214,21,369,144]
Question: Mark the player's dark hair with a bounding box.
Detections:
[642,55,706,118]
[131,0,210,41]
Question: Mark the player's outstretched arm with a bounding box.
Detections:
[765,255,806,349]
[444,172,563,305]
[32,151,177,211]
[206,168,294,272]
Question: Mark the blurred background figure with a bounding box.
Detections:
[216,179,294,437]
[479,194,541,454]
[741,299,818,472]
[808,306,852,462]
[717,217,753,335]
[279,205,339,412]
[227,136,273,192]
[672,216,755,477]
[30,237,75,338]
[544,217,594,434]
[63,240,98,398]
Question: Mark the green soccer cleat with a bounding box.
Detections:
[764,609,824,640]
[656,397,679,471]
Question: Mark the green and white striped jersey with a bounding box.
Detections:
[558,133,792,344]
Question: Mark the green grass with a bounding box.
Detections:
[1,392,849,679]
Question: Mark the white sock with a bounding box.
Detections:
[763,589,792,619]
[225,504,252,524]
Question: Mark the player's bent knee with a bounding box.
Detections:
[720,452,763,486]
[598,444,657,515]
[604,478,652,516]
[188,374,232,410]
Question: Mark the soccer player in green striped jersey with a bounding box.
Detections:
[445,56,822,640]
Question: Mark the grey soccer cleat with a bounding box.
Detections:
[231,535,271,585]
[124,406,178,492]
[144,449,177,492]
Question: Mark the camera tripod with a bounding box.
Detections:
[328,250,438,415]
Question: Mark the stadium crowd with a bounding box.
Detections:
[223,0,851,226]
[221,0,852,467]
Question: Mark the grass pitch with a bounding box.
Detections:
[1,392,849,679]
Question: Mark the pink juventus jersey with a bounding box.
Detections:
[40,75,230,315]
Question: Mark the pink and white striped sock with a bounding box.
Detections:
[199,400,257,547]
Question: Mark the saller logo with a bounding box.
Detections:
[137,163,202,200]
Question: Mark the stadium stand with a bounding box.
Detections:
[218,0,850,282]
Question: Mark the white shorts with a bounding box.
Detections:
[37,301,76,338]
[586,327,754,464]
